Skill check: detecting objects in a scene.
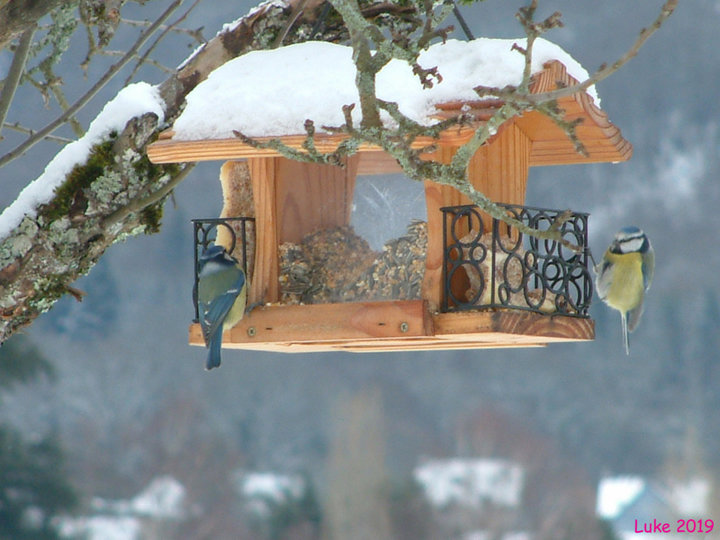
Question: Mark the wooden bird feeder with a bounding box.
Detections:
[148,59,631,353]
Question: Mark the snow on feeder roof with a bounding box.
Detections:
[173,38,596,139]
[148,38,631,167]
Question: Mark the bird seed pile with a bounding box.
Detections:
[278,220,427,304]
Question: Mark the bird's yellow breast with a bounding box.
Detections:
[224,286,247,331]
[604,251,644,313]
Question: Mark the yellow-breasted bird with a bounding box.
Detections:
[197,245,247,370]
[595,226,654,355]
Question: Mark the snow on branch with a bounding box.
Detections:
[0,83,166,241]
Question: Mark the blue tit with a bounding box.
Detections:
[197,244,247,370]
[594,226,654,355]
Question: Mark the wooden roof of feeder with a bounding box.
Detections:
[148,45,632,354]
[148,60,631,168]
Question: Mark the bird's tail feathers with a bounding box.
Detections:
[621,312,630,355]
[627,301,645,333]
[206,334,222,370]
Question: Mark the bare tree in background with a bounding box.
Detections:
[323,387,394,540]
[0,0,676,344]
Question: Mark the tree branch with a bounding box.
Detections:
[273,0,312,47]
[0,0,71,51]
[119,17,206,43]
[2,122,73,144]
[123,0,204,86]
[102,163,196,230]
[0,27,35,140]
[525,0,677,105]
[0,0,183,168]
[329,0,386,128]
[99,50,174,74]
[318,0,570,242]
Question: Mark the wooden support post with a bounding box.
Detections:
[466,122,531,231]
[421,122,532,311]
[422,145,468,311]
[248,157,280,305]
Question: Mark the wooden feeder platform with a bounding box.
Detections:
[188,300,594,353]
[149,60,629,354]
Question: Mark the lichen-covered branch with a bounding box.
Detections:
[0,0,72,51]
[329,0,386,128]
[0,112,176,336]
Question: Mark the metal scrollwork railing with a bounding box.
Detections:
[441,204,592,317]
[192,217,255,322]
